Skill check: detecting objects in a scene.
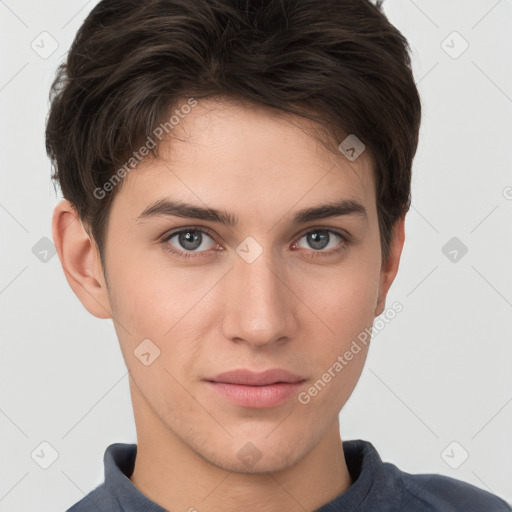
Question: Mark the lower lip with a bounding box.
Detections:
[205,381,305,408]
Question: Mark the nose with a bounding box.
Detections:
[220,248,298,348]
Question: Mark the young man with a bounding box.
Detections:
[47,0,510,510]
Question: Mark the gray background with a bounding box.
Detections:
[0,0,511,510]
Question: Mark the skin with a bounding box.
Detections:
[52,97,405,512]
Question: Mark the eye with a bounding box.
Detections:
[161,226,351,260]
[293,229,348,254]
[162,228,219,258]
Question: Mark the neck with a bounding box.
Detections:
[129,388,352,512]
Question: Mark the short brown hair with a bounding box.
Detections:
[45,0,421,269]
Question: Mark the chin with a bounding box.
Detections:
[199,435,306,475]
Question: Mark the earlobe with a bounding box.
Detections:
[52,199,112,319]
[374,215,406,317]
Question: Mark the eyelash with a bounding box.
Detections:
[160,226,352,260]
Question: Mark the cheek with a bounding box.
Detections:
[106,243,202,330]
[296,271,376,413]
[105,252,218,372]
[292,247,380,401]
[300,256,380,339]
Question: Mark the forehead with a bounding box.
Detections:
[111,98,376,224]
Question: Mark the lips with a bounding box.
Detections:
[206,368,305,386]
[204,369,307,408]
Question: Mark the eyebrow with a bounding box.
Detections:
[136,197,368,226]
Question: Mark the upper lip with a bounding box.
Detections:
[206,369,305,386]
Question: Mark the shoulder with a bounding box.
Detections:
[65,483,115,512]
[342,440,510,512]
[395,466,511,511]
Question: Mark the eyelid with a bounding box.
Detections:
[291,228,350,255]
[295,225,352,242]
[162,226,217,239]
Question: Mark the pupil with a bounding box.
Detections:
[308,231,329,250]
[180,230,202,250]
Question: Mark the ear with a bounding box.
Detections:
[52,199,112,319]
[375,215,406,317]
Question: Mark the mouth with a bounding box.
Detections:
[204,368,306,408]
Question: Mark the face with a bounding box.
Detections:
[55,97,404,474]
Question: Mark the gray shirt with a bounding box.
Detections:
[66,439,511,511]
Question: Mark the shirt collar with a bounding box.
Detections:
[104,443,167,511]
[316,439,403,511]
